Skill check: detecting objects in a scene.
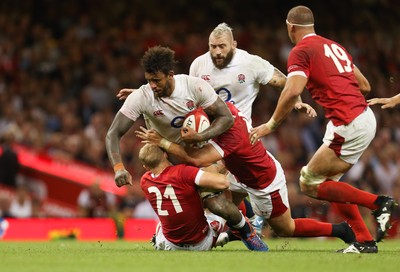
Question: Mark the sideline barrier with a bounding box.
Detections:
[123,218,159,241]
[0,218,158,241]
[1,218,118,241]
[12,144,126,208]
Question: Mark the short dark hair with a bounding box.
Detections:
[141,46,177,75]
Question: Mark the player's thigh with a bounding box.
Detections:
[307,144,352,177]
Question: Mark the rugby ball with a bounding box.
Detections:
[183,108,210,147]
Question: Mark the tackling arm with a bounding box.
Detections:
[135,126,223,168]
[198,170,229,190]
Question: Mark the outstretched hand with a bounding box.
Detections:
[135,126,163,145]
[249,123,272,145]
[116,88,134,100]
[367,97,397,109]
[294,102,317,117]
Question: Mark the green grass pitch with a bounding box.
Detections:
[1,238,399,272]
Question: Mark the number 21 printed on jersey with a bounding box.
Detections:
[148,185,183,216]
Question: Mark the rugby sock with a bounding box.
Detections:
[293,218,333,237]
[330,202,374,242]
[238,201,247,217]
[316,180,379,210]
[243,198,255,218]
[228,214,253,239]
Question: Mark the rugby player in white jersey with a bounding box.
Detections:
[106,45,268,251]
[189,23,316,234]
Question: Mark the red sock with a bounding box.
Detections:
[293,218,332,237]
[330,202,373,242]
[317,180,379,210]
[238,200,247,216]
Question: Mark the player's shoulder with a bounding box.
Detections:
[193,51,210,62]
[235,48,269,65]
[125,85,152,104]
[175,74,204,85]
[190,52,212,72]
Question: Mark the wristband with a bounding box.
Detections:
[113,162,125,172]
[159,138,172,150]
[265,117,279,131]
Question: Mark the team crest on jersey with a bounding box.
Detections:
[153,110,164,117]
[201,75,211,81]
[186,100,195,110]
[238,74,245,84]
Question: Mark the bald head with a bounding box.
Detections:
[287,5,314,26]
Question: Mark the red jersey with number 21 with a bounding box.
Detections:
[140,164,209,245]
[287,34,367,126]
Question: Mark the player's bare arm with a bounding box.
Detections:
[268,68,316,117]
[135,126,222,167]
[353,65,371,96]
[198,171,230,190]
[182,97,234,144]
[267,67,287,90]
[250,75,307,144]
[105,111,135,187]
[368,93,400,109]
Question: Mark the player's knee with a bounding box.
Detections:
[299,166,325,196]
[272,224,293,237]
[204,195,227,216]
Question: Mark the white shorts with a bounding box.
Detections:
[229,152,289,219]
[153,212,225,251]
[323,107,376,165]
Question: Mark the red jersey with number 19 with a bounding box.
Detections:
[287,34,367,126]
[140,164,209,245]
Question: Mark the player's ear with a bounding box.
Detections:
[168,70,174,78]
[233,40,237,49]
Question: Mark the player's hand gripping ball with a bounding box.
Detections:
[183,108,210,148]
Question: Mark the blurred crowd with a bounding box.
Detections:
[0,0,399,225]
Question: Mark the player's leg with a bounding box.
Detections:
[201,191,268,251]
[301,145,396,243]
[230,189,264,236]
[300,110,397,243]
[267,208,356,244]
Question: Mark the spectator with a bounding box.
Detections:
[0,131,20,188]
[9,183,32,218]
[77,179,117,218]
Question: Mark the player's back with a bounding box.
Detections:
[289,34,367,125]
[212,103,277,190]
[140,164,209,244]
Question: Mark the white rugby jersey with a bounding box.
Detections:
[190,49,274,123]
[120,74,218,144]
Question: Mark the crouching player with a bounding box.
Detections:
[138,144,227,251]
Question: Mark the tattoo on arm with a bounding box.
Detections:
[201,98,234,141]
[268,68,287,90]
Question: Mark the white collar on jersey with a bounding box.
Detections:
[302,33,317,40]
